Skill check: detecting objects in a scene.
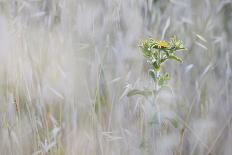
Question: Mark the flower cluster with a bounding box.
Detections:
[139,36,185,86]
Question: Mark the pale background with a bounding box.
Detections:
[0,0,231,155]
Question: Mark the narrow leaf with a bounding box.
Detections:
[170,118,178,128]
[127,89,152,97]
[168,55,182,62]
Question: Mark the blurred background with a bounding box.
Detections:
[0,0,231,154]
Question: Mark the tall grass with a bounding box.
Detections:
[0,0,231,154]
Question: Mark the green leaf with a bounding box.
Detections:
[168,55,182,62]
[140,41,152,58]
[158,73,170,86]
[160,57,167,63]
[152,62,160,71]
[149,70,156,81]
[142,48,151,58]
[170,118,178,128]
[127,89,153,97]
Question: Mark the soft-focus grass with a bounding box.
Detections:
[0,0,231,155]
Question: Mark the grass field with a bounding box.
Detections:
[0,0,232,154]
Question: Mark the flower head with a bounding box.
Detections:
[154,40,169,49]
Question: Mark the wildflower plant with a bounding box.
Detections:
[127,36,186,149]
[139,36,185,88]
[127,36,186,97]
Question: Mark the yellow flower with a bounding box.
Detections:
[154,40,169,49]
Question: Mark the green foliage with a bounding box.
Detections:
[127,36,185,99]
[157,73,170,86]
[138,36,186,87]
[127,36,185,97]
[127,89,153,97]
[139,36,185,74]
[127,36,185,139]
[169,118,179,128]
